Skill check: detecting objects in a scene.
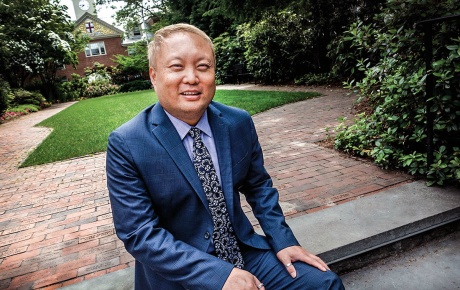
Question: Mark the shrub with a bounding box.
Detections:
[0,77,13,116]
[334,0,460,186]
[83,80,120,98]
[294,73,338,86]
[82,63,120,98]
[213,32,246,84]
[85,62,112,82]
[112,41,149,84]
[238,9,315,84]
[58,74,88,102]
[8,104,41,113]
[0,104,41,123]
[119,80,151,92]
[11,89,46,107]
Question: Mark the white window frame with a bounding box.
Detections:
[133,26,141,36]
[127,46,136,55]
[85,42,106,57]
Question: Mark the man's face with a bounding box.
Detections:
[149,32,216,126]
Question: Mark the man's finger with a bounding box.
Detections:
[285,261,297,278]
[308,256,329,272]
[253,275,265,289]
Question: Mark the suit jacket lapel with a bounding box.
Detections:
[149,103,210,210]
[208,104,236,219]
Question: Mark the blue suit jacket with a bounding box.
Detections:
[106,101,299,289]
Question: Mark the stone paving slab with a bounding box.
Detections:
[0,85,413,289]
[341,229,460,289]
[285,180,460,262]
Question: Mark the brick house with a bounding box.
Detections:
[57,12,128,80]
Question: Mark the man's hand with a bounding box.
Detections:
[222,268,265,290]
[276,246,330,278]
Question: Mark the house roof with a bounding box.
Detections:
[74,12,124,40]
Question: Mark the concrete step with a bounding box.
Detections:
[340,229,460,289]
[61,181,460,289]
[288,180,460,273]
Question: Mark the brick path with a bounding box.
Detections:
[0,86,412,289]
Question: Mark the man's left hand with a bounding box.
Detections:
[276,246,330,278]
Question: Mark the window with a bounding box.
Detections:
[127,46,136,55]
[129,26,142,40]
[85,22,95,33]
[85,42,106,57]
[133,26,141,36]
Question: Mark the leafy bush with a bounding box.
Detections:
[79,63,120,98]
[238,9,315,84]
[58,74,88,102]
[0,104,41,123]
[333,0,460,186]
[85,62,112,82]
[294,73,338,86]
[119,80,151,92]
[11,89,46,107]
[0,77,13,116]
[8,104,41,113]
[83,80,120,98]
[213,32,246,84]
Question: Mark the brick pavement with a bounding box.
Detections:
[0,86,412,289]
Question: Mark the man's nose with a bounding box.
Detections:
[183,67,198,84]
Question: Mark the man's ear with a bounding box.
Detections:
[149,67,156,87]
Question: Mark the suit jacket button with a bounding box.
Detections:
[204,232,210,239]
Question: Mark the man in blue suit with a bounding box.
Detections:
[106,23,344,289]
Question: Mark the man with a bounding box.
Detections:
[106,23,344,290]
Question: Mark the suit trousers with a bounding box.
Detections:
[242,246,344,290]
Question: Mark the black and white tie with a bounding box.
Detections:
[188,127,244,269]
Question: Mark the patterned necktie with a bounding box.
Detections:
[188,127,244,269]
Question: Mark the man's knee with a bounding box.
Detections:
[322,270,344,290]
[294,263,344,290]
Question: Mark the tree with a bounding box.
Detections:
[95,0,167,32]
[215,0,292,23]
[163,0,234,38]
[313,0,383,69]
[96,0,233,38]
[0,0,86,101]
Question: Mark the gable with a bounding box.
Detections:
[74,13,124,39]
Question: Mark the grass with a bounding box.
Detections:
[21,89,320,167]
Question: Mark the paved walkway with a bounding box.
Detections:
[0,85,412,289]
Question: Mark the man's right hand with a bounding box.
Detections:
[222,268,264,290]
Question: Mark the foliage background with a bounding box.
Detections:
[331,0,460,185]
[0,0,87,101]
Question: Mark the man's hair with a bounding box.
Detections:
[148,23,215,68]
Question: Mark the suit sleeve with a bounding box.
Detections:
[106,131,234,289]
[238,117,300,253]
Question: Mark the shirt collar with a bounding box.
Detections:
[164,109,213,140]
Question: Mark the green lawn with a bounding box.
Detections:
[21,89,320,167]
